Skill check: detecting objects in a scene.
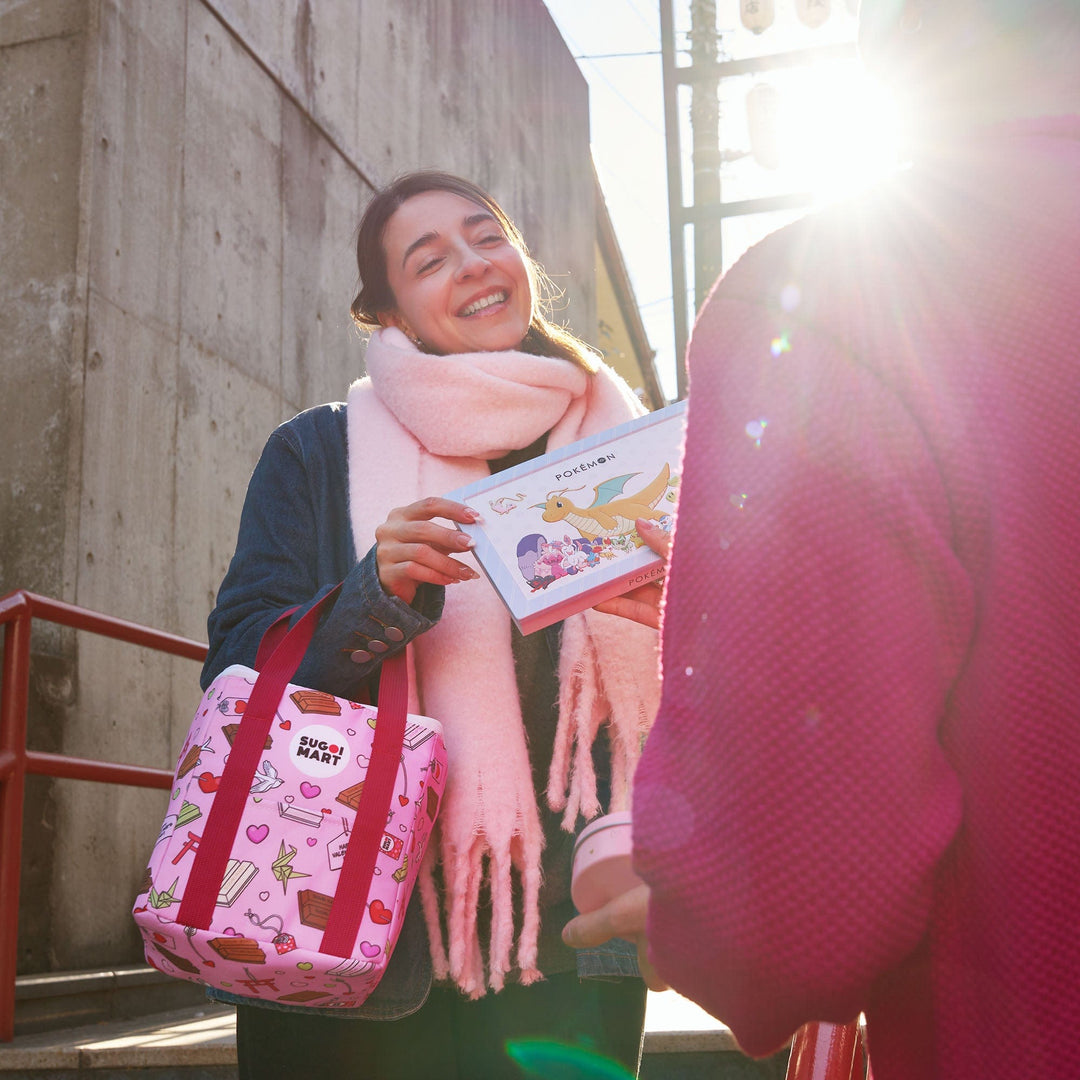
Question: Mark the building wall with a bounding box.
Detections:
[0,0,593,972]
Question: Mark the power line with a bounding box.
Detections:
[573,50,661,59]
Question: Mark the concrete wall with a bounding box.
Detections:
[0,0,593,973]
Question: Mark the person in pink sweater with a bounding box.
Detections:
[564,1,1080,1076]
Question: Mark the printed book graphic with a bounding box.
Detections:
[446,400,687,634]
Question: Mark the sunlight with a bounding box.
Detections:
[776,60,903,202]
[737,55,903,206]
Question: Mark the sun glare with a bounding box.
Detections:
[777,61,902,202]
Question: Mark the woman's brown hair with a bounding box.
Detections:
[350,170,598,374]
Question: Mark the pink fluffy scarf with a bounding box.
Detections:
[346,327,660,996]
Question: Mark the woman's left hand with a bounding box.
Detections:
[592,519,671,629]
[562,883,668,992]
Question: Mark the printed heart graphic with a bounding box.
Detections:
[198,772,220,793]
[252,797,262,803]
[321,808,331,814]
[367,717,377,729]
[223,927,238,936]
[259,891,270,901]
[306,837,317,847]
[236,700,248,713]
[369,899,392,925]
[299,782,321,799]
[359,941,381,958]
[279,720,292,730]
[246,824,269,844]
[204,961,215,968]
[398,795,409,806]
[296,962,313,970]
[347,728,356,736]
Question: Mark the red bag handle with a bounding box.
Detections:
[177,585,409,958]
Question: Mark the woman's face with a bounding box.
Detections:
[379,190,533,355]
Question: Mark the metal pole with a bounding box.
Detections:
[0,601,32,1042]
[688,0,723,311]
[660,0,690,400]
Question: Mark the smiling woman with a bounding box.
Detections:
[200,169,663,1079]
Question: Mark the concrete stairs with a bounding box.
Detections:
[0,968,790,1078]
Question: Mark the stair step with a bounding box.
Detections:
[1,997,785,1078]
[0,1003,235,1075]
[14,965,207,1037]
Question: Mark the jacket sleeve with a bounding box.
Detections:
[631,276,972,1054]
[201,426,442,698]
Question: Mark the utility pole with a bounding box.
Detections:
[659,0,690,400]
[688,0,723,313]
[660,0,857,403]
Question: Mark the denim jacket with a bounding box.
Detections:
[201,403,637,1020]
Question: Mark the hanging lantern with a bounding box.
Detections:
[746,82,783,170]
[796,0,831,29]
[740,0,775,35]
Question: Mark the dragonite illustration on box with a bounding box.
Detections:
[509,464,679,593]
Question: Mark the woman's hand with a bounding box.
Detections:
[562,883,669,992]
[592,518,671,629]
[375,497,481,605]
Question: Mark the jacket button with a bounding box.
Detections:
[350,649,373,664]
[368,639,389,653]
[384,626,405,642]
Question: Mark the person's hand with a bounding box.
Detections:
[374,497,481,605]
[592,518,671,629]
[562,883,669,992]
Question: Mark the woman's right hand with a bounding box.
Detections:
[374,497,482,605]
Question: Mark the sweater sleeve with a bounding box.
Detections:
[202,425,442,699]
[632,268,971,1054]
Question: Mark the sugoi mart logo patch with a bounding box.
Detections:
[288,724,351,778]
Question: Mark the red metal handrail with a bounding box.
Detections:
[786,1019,868,1080]
[0,590,207,1042]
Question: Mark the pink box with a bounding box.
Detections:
[446,400,686,634]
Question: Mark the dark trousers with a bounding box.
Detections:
[235,971,647,1079]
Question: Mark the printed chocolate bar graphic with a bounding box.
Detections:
[216,859,258,906]
[139,866,153,894]
[335,780,365,811]
[297,888,334,931]
[222,723,272,749]
[277,989,332,1003]
[152,942,200,975]
[177,742,202,778]
[278,801,324,827]
[208,936,267,964]
[425,785,440,821]
[402,722,435,751]
[289,689,341,716]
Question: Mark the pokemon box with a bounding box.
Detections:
[445,399,686,634]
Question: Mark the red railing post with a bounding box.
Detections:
[786,1020,862,1080]
[0,590,207,1042]
[0,593,33,1043]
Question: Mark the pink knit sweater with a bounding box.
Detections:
[633,116,1080,1080]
